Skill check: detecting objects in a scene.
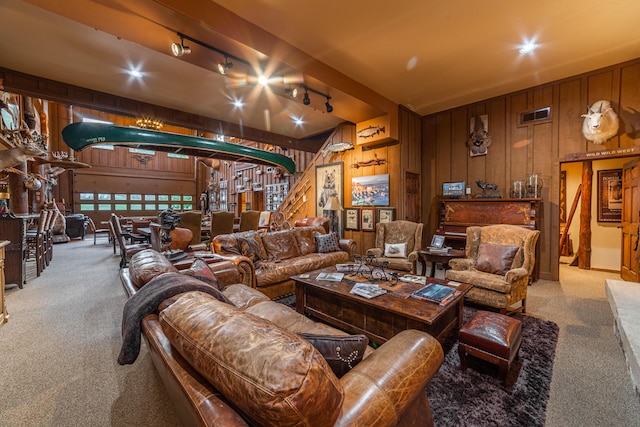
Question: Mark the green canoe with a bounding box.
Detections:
[61,122,296,174]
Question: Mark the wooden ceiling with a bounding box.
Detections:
[2,0,639,141]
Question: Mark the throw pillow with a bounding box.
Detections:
[384,242,407,258]
[238,237,262,261]
[315,232,341,253]
[475,242,520,275]
[298,333,369,378]
[181,259,221,290]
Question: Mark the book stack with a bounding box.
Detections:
[428,246,450,254]
[316,272,345,282]
[410,283,461,306]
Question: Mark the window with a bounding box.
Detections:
[80,204,95,211]
[114,194,127,201]
[79,193,94,201]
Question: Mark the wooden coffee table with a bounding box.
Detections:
[293,266,472,344]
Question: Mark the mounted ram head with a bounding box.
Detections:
[581,100,619,144]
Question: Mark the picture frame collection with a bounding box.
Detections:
[345,206,395,231]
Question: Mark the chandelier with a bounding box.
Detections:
[135,117,163,130]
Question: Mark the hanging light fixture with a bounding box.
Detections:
[217,56,233,75]
[303,88,311,105]
[171,36,191,56]
[325,97,333,113]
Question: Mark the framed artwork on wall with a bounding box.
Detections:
[345,208,360,231]
[352,174,390,206]
[377,207,395,224]
[360,207,375,231]
[316,162,344,233]
[597,169,622,222]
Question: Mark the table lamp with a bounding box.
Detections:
[323,195,343,237]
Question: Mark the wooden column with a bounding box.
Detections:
[8,162,28,214]
[578,161,592,269]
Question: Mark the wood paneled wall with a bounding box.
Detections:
[422,58,640,281]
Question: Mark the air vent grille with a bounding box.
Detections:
[521,107,550,124]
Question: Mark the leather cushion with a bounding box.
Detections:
[459,310,522,359]
[261,229,300,260]
[315,232,341,253]
[180,259,221,289]
[160,291,343,427]
[293,226,324,255]
[298,333,369,378]
[129,249,178,288]
[238,237,262,261]
[475,242,520,275]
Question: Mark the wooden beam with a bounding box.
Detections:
[578,161,593,269]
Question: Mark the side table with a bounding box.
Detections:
[418,248,465,277]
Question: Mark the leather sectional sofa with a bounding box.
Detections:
[119,249,445,427]
[210,224,357,299]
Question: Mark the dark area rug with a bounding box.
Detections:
[428,307,559,427]
[274,296,559,427]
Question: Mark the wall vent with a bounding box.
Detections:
[521,107,551,124]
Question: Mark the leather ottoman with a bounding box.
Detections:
[458,310,522,384]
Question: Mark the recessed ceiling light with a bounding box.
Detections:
[519,42,537,54]
[233,99,244,108]
[258,75,268,86]
[292,116,304,126]
[127,69,143,78]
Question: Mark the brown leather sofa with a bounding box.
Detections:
[119,249,444,427]
[210,225,356,299]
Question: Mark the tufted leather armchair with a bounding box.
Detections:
[445,224,540,314]
[366,220,423,273]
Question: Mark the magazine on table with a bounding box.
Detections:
[400,274,427,285]
[410,283,456,304]
[316,272,345,282]
[335,263,358,272]
[350,283,386,299]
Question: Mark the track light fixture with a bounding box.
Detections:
[303,88,311,105]
[285,86,298,98]
[325,97,333,113]
[217,57,233,75]
[171,37,191,57]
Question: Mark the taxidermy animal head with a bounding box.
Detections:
[0,142,47,171]
[581,100,619,144]
[467,116,492,155]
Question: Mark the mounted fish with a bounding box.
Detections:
[322,141,354,156]
[349,154,387,169]
[467,115,491,157]
[357,125,385,139]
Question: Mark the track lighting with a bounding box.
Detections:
[171,37,191,57]
[285,86,298,98]
[217,57,233,75]
[325,97,333,113]
[303,89,311,105]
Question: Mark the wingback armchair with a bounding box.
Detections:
[366,220,423,273]
[445,224,540,314]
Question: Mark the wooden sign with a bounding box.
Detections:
[565,146,640,162]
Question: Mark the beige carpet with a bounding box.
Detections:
[0,239,639,426]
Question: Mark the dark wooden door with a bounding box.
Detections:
[621,158,640,282]
[405,172,420,222]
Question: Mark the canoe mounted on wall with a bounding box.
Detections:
[61,122,296,174]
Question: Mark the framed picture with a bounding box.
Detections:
[443,181,465,198]
[430,234,445,249]
[597,169,622,222]
[360,207,375,231]
[377,207,395,224]
[345,208,360,230]
[352,174,390,206]
[316,162,344,233]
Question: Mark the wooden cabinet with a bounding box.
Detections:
[0,213,27,288]
[0,241,8,327]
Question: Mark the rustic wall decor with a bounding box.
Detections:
[597,169,622,222]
